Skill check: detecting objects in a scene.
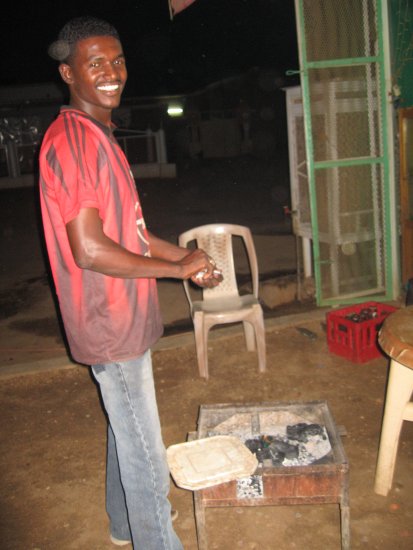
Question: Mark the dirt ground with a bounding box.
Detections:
[1,317,413,550]
[1,156,412,549]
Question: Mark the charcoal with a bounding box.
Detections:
[268,448,285,465]
[287,423,326,442]
[244,438,262,453]
[256,447,272,462]
[245,436,299,465]
[268,439,299,460]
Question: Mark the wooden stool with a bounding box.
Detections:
[374,306,413,496]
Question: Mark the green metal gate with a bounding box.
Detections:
[294,0,398,306]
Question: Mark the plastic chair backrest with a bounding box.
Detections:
[178,224,259,305]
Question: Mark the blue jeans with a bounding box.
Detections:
[91,351,183,550]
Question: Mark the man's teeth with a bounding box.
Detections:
[97,84,119,91]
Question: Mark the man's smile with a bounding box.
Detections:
[97,83,121,93]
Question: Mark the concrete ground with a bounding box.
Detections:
[1,159,412,549]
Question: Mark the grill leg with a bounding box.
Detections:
[194,491,208,550]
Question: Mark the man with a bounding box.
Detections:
[40,16,221,549]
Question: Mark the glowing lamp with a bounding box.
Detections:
[167,104,184,117]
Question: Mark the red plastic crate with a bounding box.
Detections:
[326,301,398,363]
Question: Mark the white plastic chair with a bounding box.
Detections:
[178,223,266,380]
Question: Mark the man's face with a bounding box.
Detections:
[59,35,127,123]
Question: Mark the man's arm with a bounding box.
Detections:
[66,207,213,280]
[147,231,191,262]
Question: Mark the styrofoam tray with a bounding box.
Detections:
[167,435,258,490]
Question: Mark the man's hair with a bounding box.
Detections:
[48,16,120,63]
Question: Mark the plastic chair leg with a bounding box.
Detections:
[254,311,266,374]
[243,321,256,351]
[374,359,413,496]
[194,313,209,380]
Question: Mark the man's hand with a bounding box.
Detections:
[176,249,215,279]
[190,252,224,288]
[176,249,223,288]
[192,267,224,288]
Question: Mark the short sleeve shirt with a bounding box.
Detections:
[39,107,163,365]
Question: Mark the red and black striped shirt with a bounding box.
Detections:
[39,107,163,365]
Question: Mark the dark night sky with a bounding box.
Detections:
[2,0,298,97]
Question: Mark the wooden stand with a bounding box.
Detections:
[374,306,413,496]
[191,401,350,550]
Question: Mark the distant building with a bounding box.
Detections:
[0,68,289,179]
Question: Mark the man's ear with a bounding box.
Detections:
[59,63,74,84]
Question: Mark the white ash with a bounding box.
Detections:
[236,475,264,499]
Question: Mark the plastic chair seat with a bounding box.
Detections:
[191,294,259,314]
[179,223,266,380]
